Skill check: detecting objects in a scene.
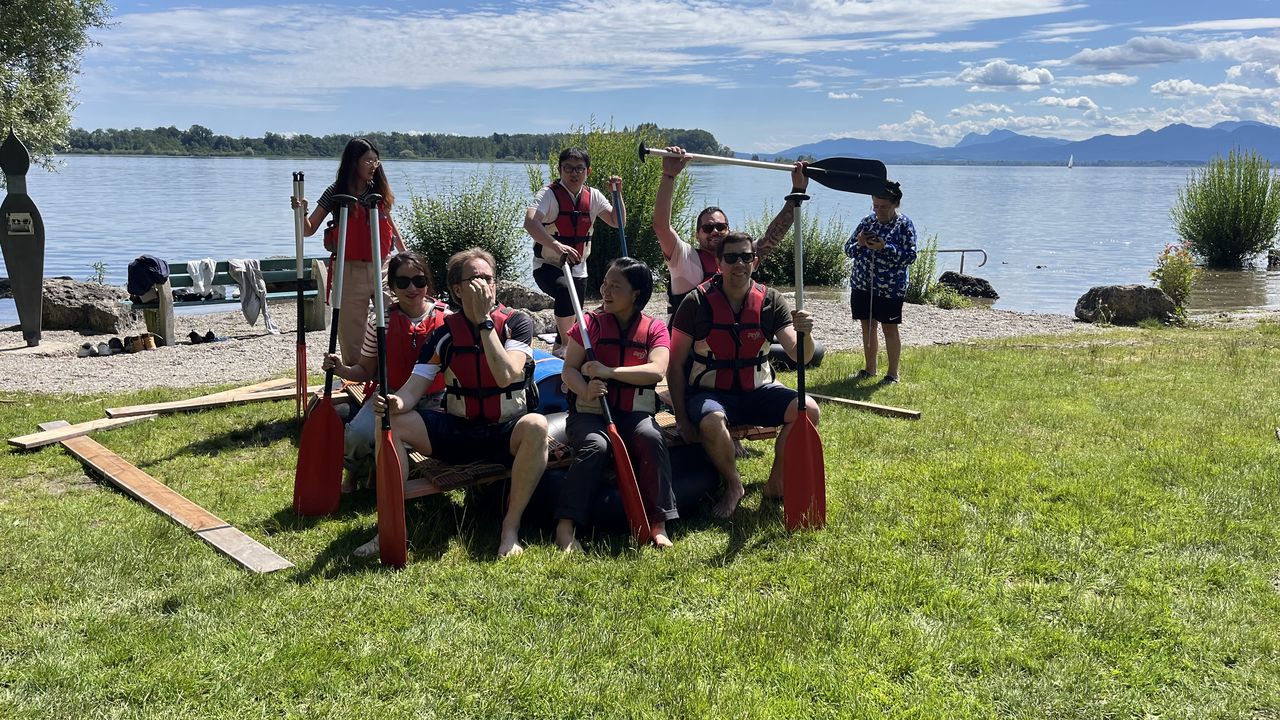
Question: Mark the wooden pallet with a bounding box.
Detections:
[403,437,574,500]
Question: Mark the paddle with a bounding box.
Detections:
[292,171,307,424]
[562,259,651,545]
[367,193,407,568]
[782,192,826,531]
[640,142,888,196]
[610,185,627,257]
[293,194,356,517]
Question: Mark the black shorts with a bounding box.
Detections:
[532,263,587,319]
[419,410,520,464]
[850,289,904,325]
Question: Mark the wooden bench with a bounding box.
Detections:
[130,257,330,346]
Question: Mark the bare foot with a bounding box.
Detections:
[498,528,524,558]
[651,522,673,548]
[354,534,379,557]
[556,520,582,553]
[559,537,583,554]
[733,438,749,458]
[713,481,745,517]
[341,469,359,494]
[763,476,784,500]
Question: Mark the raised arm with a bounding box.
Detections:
[757,161,809,259]
[652,146,692,261]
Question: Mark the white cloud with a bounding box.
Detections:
[1058,73,1139,86]
[948,102,1014,116]
[1025,21,1113,38]
[1140,18,1280,33]
[868,109,1070,145]
[893,41,1001,53]
[828,92,862,99]
[955,60,1053,91]
[1069,36,1201,70]
[1199,36,1280,66]
[791,80,822,88]
[1034,95,1098,110]
[883,97,903,102]
[1227,63,1280,88]
[1150,79,1213,97]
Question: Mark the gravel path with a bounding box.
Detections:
[0,296,1122,396]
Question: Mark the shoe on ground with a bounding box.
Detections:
[849,369,876,380]
[204,330,216,343]
[878,374,901,385]
[188,331,203,344]
[97,342,112,356]
[129,336,145,353]
[108,337,125,353]
[123,336,138,353]
[78,342,95,358]
[142,333,156,350]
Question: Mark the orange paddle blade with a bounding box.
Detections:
[293,397,343,516]
[607,424,651,545]
[375,428,407,568]
[783,412,826,530]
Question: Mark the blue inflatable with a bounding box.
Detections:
[532,348,568,414]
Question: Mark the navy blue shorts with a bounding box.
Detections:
[419,410,519,464]
[686,383,798,429]
[850,288,904,325]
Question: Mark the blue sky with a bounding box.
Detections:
[76,0,1280,152]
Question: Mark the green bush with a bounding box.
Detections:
[527,118,695,286]
[1149,241,1201,313]
[398,168,527,299]
[905,232,939,304]
[925,284,973,310]
[736,202,851,286]
[1170,146,1280,268]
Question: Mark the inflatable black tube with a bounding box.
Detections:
[769,340,824,371]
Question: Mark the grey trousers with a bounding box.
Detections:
[559,410,678,526]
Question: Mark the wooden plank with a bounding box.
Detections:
[40,421,293,574]
[9,414,158,450]
[653,411,778,446]
[106,384,324,418]
[809,393,921,421]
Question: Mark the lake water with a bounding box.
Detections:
[2,155,1278,325]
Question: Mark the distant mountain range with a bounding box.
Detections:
[738,121,1280,165]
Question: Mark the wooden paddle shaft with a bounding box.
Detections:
[641,145,798,173]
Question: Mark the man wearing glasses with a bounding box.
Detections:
[653,146,810,317]
[667,232,819,518]
[524,147,625,357]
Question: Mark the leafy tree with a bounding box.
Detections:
[1171,146,1280,268]
[0,0,111,170]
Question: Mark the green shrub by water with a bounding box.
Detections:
[1150,241,1201,315]
[736,202,851,286]
[398,168,528,297]
[527,118,694,284]
[1170,146,1280,268]
[906,232,939,304]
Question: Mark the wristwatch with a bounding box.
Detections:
[480,318,495,331]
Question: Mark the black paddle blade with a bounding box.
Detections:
[804,157,888,196]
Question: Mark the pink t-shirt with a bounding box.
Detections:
[568,311,671,356]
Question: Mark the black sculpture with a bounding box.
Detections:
[0,130,44,346]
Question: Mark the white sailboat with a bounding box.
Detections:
[1067,154,1074,169]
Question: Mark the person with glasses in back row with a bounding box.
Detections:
[321,251,450,493]
[524,147,625,358]
[845,180,915,385]
[667,232,820,518]
[290,137,409,364]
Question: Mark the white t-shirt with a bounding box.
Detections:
[666,240,715,297]
[528,184,613,279]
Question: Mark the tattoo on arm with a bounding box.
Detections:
[758,203,795,257]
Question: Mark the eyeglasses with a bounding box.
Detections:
[362,158,381,168]
[720,252,755,265]
[462,274,494,284]
[560,165,588,175]
[700,222,728,234]
[393,275,429,289]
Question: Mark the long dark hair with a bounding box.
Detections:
[606,256,654,313]
[335,137,394,207]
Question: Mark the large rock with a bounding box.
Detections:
[509,308,557,336]
[937,271,999,299]
[497,280,555,312]
[1074,284,1176,325]
[41,279,142,334]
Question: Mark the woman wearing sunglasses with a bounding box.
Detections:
[322,251,448,491]
[290,137,408,364]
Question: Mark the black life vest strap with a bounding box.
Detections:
[445,375,529,400]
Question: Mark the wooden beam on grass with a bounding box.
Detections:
[39,421,293,574]
[106,384,330,418]
[809,393,921,421]
[9,414,158,450]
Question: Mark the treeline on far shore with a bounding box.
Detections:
[62,124,734,161]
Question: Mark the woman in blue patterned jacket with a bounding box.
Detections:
[844,181,916,384]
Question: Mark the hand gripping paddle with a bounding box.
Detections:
[367,194,407,568]
[640,143,888,197]
[562,259,652,545]
[293,194,356,517]
[782,193,827,531]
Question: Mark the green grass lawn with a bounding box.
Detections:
[2,322,1280,718]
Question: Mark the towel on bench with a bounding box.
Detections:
[187,257,217,296]
[227,258,281,334]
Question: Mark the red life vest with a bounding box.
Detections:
[440,305,533,423]
[667,248,721,314]
[324,198,394,262]
[385,303,449,392]
[570,309,658,415]
[534,181,592,260]
[689,278,773,393]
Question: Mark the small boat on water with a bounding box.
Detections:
[1068,154,1074,169]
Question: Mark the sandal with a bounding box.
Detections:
[849,369,875,380]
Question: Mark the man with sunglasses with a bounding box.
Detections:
[653,146,809,317]
[667,232,819,518]
[524,147,624,357]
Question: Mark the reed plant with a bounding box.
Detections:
[905,232,939,304]
[1170,146,1280,268]
[399,168,528,297]
[737,202,851,286]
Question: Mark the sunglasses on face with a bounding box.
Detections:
[700,222,728,234]
[393,275,430,289]
[720,252,755,265]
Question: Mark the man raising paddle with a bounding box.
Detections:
[372,248,548,558]
[667,232,820,517]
